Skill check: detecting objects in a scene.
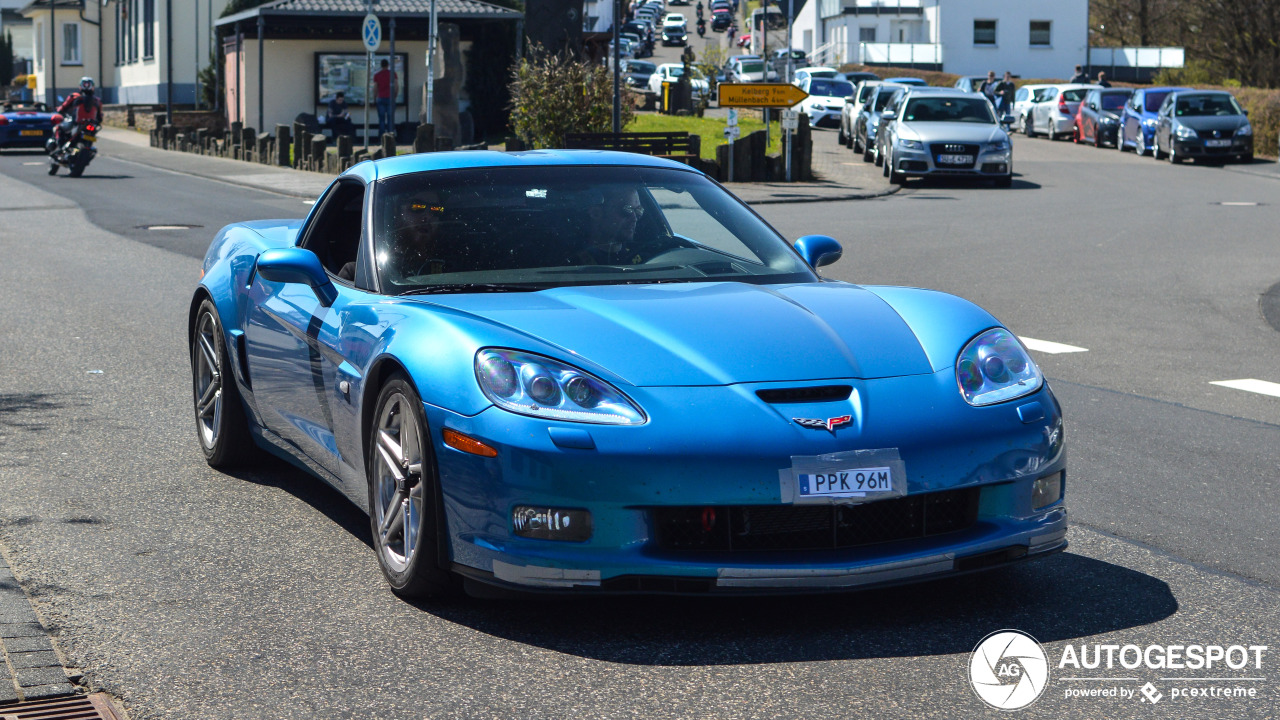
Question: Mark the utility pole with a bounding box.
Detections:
[612,0,621,133]
[166,0,173,120]
[427,0,437,125]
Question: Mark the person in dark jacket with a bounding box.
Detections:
[1069,65,1089,84]
[1095,71,1112,88]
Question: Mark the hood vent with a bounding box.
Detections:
[756,385,852,404]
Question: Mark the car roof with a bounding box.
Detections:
[355,150,695,183]
[1051,83,1102,90]
[903,87,970,97]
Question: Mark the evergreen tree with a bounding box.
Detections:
[0,33,15,87]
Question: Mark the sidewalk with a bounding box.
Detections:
[0,552,78,704]
[99,127,895,204]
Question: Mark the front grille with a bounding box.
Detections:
[650,487,980,553]
[930,142,979,169]
[756,385,851,404]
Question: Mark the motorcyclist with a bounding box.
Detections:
[52,77,103,150]
[696,17,706,37]
[696,1,703,19]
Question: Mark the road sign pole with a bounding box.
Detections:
[364,51,371,149]
[785,126,791,181]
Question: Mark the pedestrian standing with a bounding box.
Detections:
[1095,71,1112,88]
[727,23,736,46]
[1069,64,1089,84]
[979,70,998,101]
[372,59,398,140]
[995,71,1016,118]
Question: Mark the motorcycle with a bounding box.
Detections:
[696,18,706,37]
[695,2,703,19]
[46,116,99,177]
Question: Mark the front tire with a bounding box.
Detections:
[887,151,905,185]
[995,174,1013,188]
[367,374,456,599]
[191,299,258,467]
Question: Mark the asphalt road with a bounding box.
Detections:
[1,128,1278,719]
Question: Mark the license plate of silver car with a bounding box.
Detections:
[938,154,973,165]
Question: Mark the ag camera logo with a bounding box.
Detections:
[970,630,1050,710]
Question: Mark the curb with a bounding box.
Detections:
[97,137,901,205]
[0,550,79,704]
[740,184,902,204]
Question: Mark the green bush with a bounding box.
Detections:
[508,51,634,148]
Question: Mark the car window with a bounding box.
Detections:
[1175,94,1243,117]
[874,89,900,111]
[1061,89,1089,102]
[1144,90,1171,112]
[902,96,995,123]
[1100,93,1128,111]
[1015,88,1028,101]
[809,79,854,97]
[372,166,817,293]
[857,84,877,104]
[302,180,366,283]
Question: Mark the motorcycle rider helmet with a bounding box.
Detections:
[79,77,96,96]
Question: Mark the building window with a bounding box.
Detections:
[859,27,876,43]
[973,20,996,46]
[1030,21,1051,46]
[143,0,156,58]
[62,23,82,65]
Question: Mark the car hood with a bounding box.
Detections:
[414,282,950,387]
[1176,115,1248,132]
[898,122,1003,143]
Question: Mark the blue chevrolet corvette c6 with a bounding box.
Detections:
[189,150,1066,597]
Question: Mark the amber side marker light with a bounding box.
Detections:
[443,428,498,457]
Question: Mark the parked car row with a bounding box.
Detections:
[1013,83,1255,163]
[838,82,1013,187]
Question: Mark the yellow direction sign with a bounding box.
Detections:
[718,83,809,108]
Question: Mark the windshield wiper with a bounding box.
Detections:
[397,283,543,295]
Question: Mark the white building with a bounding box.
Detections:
[21,0,229,106]
[794,0,1089,80]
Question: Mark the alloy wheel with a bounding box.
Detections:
[373,392,426,574]
[193,311,224,449]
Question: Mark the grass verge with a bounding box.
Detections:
[628,113,784,159]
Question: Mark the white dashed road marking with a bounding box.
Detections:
[1018,337,1089,354]
[1210,379,1280,398]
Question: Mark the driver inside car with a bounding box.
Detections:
[576,186,659,265]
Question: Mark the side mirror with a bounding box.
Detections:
[1001,114,1015,126]
[1089,103,1098,110]
[794,235,843,269]
[256,247,339,306]
[882,111,897,120]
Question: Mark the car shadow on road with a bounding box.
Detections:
[220,456,375,551]
[904,175,1041,191]
[420,551,1176,665]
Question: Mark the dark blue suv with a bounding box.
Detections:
[1119,86,1190,156]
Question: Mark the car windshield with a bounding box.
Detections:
[902,96,995,123]
[1144,91,1171,112]
[739,61,763,73]
[810,79,854,97]
[626,61,655,74]
[1175,94,1244,117]
[374,166,817,293]
[873,89,900,111]
[1100,93,1128,111]
[1061,89,1089,102]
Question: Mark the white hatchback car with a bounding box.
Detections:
[795,76,855,129]
[792,67,838,86]
[647,63,710,100]
[1026,84,1100,139]
[1011,84,1053,134]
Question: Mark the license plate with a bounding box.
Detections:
[1205,139,1231,147]
[19,129,44,136]
[937,154,973,165]
[81,134,96,142]
[798,467,894,498]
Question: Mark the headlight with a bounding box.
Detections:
[898,139,923,150]
[955,328,1043,406]
[475,349,646,425]
[867,125,878,138]
[1100,116,1118,125]
[1143,118,1157,128]
[1175,125,1197,139]
[984,139,1010,152]
[1238,122,1253,136]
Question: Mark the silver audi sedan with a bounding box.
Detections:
[878,88,1014,187]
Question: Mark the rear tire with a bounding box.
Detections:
[191,299,259,468]
[861,142,873,162]
[47,163,58,175]
[1023,115,1036,138]
[367,373,458,599]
